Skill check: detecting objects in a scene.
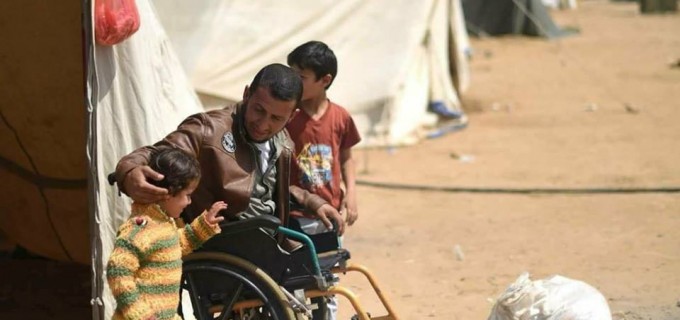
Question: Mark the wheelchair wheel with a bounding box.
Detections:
[182,252,296,320]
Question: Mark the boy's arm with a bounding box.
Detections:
[106,228,156,319]
[340,148,358,225]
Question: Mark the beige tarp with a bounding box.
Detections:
[0,1,88,263]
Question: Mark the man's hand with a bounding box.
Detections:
[206,201,227,225]
[316,204,345,236]
[123,166,169,203]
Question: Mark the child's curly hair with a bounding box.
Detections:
[148,147,201,196]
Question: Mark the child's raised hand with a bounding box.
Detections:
[205,201,227,225]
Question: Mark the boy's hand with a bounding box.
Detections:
[206,201,227,225]
[340,192,358,226]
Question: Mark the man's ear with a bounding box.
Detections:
[242,85,250,100]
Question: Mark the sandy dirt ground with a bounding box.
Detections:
[1,1,679,319]
[339,1,680,319]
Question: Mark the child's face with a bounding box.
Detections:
[292,66,330,101]
[159,180,199,219]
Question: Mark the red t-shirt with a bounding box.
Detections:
[286,100,361,216]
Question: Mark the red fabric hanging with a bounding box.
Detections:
[94,0,140,46]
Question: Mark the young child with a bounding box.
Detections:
[106,148,225,320]
[286,40,361,320]
[286,40,362,233]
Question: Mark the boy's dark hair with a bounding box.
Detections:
[249,63,303,105]
[287,41,338,89]
[148,148,201,196]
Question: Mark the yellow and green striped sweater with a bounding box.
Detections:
[106,203,220,320]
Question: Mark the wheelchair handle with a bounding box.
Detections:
[276,226,321,276]
[107,172,117,186]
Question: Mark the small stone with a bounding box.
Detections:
[624,103,639,114]
[669,58,680,69]
[585,103,598,112]
[453,244,465,261]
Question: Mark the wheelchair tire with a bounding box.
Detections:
[182,252,296,320]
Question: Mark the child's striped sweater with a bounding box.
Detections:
[106,203,220,320]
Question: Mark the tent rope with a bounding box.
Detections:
[0,156,87,189]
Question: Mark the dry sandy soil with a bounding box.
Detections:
[340,1,680,319]
[2,1,679,319]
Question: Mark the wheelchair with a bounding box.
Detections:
[178,214,399,320]
[106,173,397,319]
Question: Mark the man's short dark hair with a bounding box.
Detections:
[249,63,303,105]
[149,148,201,196]
[287,40,338,89]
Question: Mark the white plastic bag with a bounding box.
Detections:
[488,272,612,320]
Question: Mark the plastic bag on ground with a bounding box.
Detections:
[488,272,612,320]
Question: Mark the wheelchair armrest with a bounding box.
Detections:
[219,215,281,235]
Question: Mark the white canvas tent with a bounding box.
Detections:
[542,0,578,10]
[86,0,204,317]
[0,0,471,319]
[154,0,471,146]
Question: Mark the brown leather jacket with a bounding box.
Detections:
[115,103,327,225]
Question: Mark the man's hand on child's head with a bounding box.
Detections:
[206,201,227,225]
[125,166,170,203]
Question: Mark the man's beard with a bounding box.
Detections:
[244,124,269,143]
[241,103,269,143]
[246,132,268,144]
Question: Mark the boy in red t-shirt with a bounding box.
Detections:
[286,39,361,320]
[286,41,361,233]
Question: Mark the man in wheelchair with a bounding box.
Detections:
[113,63,345,242]
[112,63,395,319]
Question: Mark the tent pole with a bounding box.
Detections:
[83,0,104,318]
